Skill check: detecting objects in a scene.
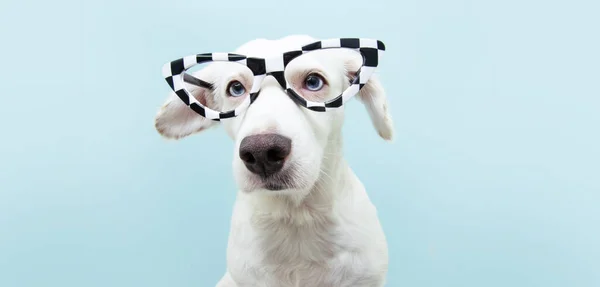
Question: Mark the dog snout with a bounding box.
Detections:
[239,134,292,178]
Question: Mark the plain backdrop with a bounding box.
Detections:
[1,0,598,286]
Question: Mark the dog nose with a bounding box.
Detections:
[239,134,292,178]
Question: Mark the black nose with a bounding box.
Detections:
[239,134,292,178]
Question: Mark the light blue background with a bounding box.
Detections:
[1,0,598,286]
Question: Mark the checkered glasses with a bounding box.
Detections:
[161,38,386,121]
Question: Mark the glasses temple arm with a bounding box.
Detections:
[182,73,214,89]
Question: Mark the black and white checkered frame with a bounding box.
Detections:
[161,38,386,121]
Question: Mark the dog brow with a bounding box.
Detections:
[183,73,214,90]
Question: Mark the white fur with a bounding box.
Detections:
[155,35,394,287]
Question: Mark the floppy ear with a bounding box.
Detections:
[154,78,219,140]
[345,58,395,141]
[355,73,394,141]
[154,92,217,140]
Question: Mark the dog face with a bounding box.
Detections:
[155,35,393,197]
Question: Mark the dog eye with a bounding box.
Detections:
[227,81,246,97]
[304,74,325,91]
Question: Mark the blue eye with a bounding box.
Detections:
[304,74,325,91]
[227,81,246,97]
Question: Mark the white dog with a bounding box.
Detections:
[154,35,394,287]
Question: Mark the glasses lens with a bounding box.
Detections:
[181,59,254,114]
[284,48,363,104]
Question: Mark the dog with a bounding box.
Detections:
[154,35,394,287]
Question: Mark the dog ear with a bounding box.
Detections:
[344,57,394,141]
[154,69,220,140]
[154,91,218,140]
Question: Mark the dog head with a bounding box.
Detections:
[155,35,393,197]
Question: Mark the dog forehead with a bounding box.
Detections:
[234,35,317,58]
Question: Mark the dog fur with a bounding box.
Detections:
[154,35,393,287]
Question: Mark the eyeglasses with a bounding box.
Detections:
[161,38,386,121]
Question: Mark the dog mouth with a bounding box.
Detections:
[242,165,303,192]
[258,170,295,191]
[263,180,288,191]
[236,156,317,193]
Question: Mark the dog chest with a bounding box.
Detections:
[227,214,387,286]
